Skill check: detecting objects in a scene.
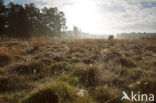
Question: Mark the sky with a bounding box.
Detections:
[4,0,156,34]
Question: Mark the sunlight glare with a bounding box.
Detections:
[66,0,101,33]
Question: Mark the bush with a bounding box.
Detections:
[108,35,114,40]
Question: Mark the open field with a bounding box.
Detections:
[0,38,156,103]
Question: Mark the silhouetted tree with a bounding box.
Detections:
[0,0,5,39]
[1,2,67,39]
[108,35,114,40]
[7,3,31,38]
[24,3,43,37]
[41,7,66,36]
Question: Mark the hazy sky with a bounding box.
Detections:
[4,0,156,34]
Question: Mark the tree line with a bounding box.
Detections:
[0,0,66,39]
[117,32,156,39]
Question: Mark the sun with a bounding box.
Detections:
[66,0,101,33]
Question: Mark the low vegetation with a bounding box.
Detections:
[0,38,155,103]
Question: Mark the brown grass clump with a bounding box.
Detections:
[112,77,128,88]
[101,52,137,68]
[74,66,104,86]
[119,57,137,68]
[0,75,31,92]
[102,52,122,62]
[25,44,40,54]
[69,47,86,53]
[0,95,11,103]
[129,78,156,96]
[94,86,119,103]
[50,62,71,75]
[21,81,96,103]
[0,50,14,66]
[127,68,146,80]
[151,60,156,66]
[9,62,45,75]
[53,56,65,62]
[137,39,156,52]
[20,82,78,103]
[59,75,80,86]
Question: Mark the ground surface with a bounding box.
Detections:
[0,38,156,103]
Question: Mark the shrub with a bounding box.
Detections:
[108,35,114,40]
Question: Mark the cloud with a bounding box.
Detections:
[93,0,156,33]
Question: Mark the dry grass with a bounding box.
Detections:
[73,65,105,87]
[0,38,155,103]
[0,50,14,66]
[129,78,156,96]
[0,75,33,92]
[94,86,119,103]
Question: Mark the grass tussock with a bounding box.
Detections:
[8,62,45,75]
[129,78,156,96]
[0,50,14,66]
[94,86,119,103]
[20,81,95,103]
[100,51,137,68]
[50,62,71,75]
[74,65,104,86]
[119,57,137,68]
[59,75,80,86]
[0,75,32,92]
